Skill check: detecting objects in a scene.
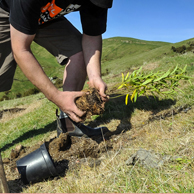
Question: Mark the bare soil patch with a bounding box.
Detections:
[143,62,159,70]
[0,108,26,120]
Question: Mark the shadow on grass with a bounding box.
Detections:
[87,93,176,136]
[0,121,57,152]
[8,179,25,193]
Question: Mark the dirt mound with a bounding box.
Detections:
[4,132,115,172]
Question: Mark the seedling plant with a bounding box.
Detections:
[117,65,192,104]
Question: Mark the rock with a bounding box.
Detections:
[125,148,179,168]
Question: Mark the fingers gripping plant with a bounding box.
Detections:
[118,65,192,105]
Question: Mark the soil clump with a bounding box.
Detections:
[75,88,105,120]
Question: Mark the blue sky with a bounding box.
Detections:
[66,0,194,43]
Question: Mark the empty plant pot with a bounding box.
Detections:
[16,143,57,184]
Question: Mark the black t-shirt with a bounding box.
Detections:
[0,0,108,35]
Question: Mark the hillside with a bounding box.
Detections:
[1,36,194,193]
[0,37,172,100]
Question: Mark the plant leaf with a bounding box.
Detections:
[125,94,129,105]
[141,78,153,86]
[134,92,138,102]
[154,70,171,82]
[122,73,124,82]
[130,89,137,102]
[170,65,178,75]
[125,72,130,81]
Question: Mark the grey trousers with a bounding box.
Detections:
[0,7,16,92]
[0,7,82,92]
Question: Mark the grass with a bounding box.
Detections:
[1,36,194,193]
[0,93,58,157]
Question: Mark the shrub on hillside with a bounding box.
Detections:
[22,87,40,97]
[0,95,10,101]
[16,92,22,98]
[171,45,186,54]
[171,44,194,54]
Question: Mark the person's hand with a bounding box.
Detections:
[88,77,109,102]
[54,90,86,122]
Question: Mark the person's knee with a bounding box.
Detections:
[69,52,86,72]
[70,52,84,63]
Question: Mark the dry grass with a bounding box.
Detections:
[143,62,159,70]
[19,99,194,193]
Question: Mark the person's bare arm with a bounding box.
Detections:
[82,33,108,101]
[10,25,85,122]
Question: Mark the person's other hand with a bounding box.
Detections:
[88,77,109,102]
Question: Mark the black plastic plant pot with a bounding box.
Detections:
[16,143,58,184]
